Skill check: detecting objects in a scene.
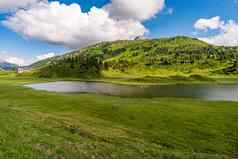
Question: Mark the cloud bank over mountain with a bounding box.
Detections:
[194,16,238,46]
[37,52,55,60]
[0,50,56,66]
[0,51,25,65]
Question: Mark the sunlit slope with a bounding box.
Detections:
[32,36,238,78]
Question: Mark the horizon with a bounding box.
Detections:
[8,36,204,67]
[0,0,237,66]
[0,1,238,158]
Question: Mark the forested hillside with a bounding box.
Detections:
[32,36,238,78]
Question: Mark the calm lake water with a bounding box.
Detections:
[25,81,238,101]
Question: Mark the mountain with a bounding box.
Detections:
[31,36,238,78]
[30,56,59,69]
[0,60,17,70]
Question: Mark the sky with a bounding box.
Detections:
[0,0,237,66]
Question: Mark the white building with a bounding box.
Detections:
[17,67,25,74]
[17,67,31,74]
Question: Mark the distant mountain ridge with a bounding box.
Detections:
[30,36,238,78]
[0,60,17,70]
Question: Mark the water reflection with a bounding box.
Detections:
[25,81,238,101]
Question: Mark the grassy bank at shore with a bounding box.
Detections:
[0,77,237,158]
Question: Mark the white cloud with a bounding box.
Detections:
[6,57,25,66]
[0,51,58,66]
[104,0,165,21]
[194,16,223,30]
[199,20,238,46]
[0,0,44,12]
[194,16,238,46]
[2,1,148,48]
[37,52,55,60]
[0,51,25,66]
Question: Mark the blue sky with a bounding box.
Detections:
[0,0,237,65]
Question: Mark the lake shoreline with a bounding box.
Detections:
[23,76,238,86]
[24,80,238,101]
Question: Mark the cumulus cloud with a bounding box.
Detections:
[194,16,238,46]
[37,52,55,60]
[0,51,25,66]
[199,20,238,46]
[0,0,44,12]
[104,0,165,21]
[2,1,153,48]
[194,16,223,30]
[6,57,25,66]
[0,51,58,66]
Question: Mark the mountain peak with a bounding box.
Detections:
[0,60,18,70]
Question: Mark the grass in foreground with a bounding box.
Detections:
[0,78,237,158]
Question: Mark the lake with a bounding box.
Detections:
[25,81,238,101]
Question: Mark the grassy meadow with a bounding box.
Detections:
[0,76,237,159]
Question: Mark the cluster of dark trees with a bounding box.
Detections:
[39,52,104,78]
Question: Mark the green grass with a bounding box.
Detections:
[33,36,238,79]
[16,69,238,86]
[0,77,237,158]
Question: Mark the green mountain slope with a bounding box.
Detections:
[33,36,238,78]
[30,56,60,69]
